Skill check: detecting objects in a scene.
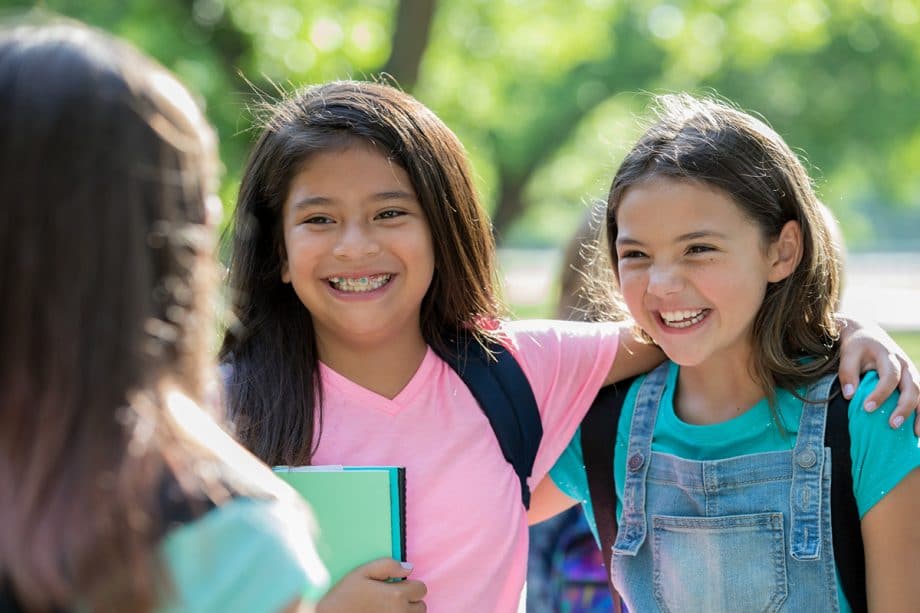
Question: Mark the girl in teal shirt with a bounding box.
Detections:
[0,20,327,612]
[534,94,920,612]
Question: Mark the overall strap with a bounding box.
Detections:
[434,330,543,509]
[824,378,867,613]
[790,373,835,560]
[582,377,638,613]
[616,362,669,556]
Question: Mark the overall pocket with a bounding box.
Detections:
[651,512,788,613]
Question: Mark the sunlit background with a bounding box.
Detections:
[6,0,919,361]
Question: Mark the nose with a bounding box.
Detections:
[646,262,683,297]
[332,221,381,259]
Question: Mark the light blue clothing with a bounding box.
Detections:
[550,362,920,612]
[157,497,328,613]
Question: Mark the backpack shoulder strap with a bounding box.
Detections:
[825,379,867,613]
[581,378,636,613]
[433,330,543,509]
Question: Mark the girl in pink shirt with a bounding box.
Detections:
[220,81,920,612]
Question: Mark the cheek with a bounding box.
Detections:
[407,228,436,271]
[284,232,327,273]
[617,269,647,313]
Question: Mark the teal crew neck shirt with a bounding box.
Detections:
[550,361,920,613]
[156,497,329,613]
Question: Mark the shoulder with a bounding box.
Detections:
[158,497,329,612]
[843,371,920,518]
[845,371,901,434]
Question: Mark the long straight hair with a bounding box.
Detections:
[220,81,504,466]
[0,21,289,611]
[605,94,841,403]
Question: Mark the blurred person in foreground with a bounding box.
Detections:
[0,18,327,612]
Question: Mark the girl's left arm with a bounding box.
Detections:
[860,467,920,612]
[837,317,920,435]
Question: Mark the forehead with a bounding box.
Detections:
[615,177,757,239]
[285,142,415,202]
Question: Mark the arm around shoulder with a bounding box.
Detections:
[604,323,665,387]
[528,476,579,526]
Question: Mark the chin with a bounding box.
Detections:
[660,348,706,367]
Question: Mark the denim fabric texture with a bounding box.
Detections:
[611,363,841,612]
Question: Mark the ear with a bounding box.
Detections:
[767,220,803,283]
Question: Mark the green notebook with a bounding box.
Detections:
[273,465,406,586]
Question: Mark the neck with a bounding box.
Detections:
[674,352,766,425]
[317,329,429,400]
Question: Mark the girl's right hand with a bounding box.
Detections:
[316,558,427,613]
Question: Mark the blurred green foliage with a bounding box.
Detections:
[4,0,920,247]
[892,331,920,367]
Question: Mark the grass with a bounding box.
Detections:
[891,331,920,369]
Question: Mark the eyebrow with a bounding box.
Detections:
[289,190,416,211]
[616,229,730,246]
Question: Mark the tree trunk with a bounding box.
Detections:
[491,176,527,244]
[381,0,437,90]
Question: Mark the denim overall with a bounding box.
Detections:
[611,363,840,612]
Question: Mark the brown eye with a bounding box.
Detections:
[303,215,334,225]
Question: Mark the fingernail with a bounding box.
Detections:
[864,400,877,412]
[892,415,904,429]
[400,562,413,570]
[843,383,855,398]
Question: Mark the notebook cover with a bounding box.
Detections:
[273,465,406,585]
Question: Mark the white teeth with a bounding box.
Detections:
[660,309,707,328]
[327,274,392,292]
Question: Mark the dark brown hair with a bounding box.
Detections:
[605,94,841,401]
[0,20,270,611]
[220,80,504,466]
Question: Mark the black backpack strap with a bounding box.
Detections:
[825,379,867,613]
[433,330,543,509]
[582,378,636,613]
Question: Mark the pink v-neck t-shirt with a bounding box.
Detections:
[311,319,620,612]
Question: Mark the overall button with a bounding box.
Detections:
[796,449,817,468]
[627,453,645,471]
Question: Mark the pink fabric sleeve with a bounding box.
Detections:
[501,319,621,486]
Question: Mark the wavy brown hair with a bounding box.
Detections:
[0,20,277,611]
[220,80,504,466]
[605,94,841,403]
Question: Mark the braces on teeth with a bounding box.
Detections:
[328,274,391,291]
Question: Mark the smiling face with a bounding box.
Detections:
[614,177,795,369]
[280,142,435,356]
